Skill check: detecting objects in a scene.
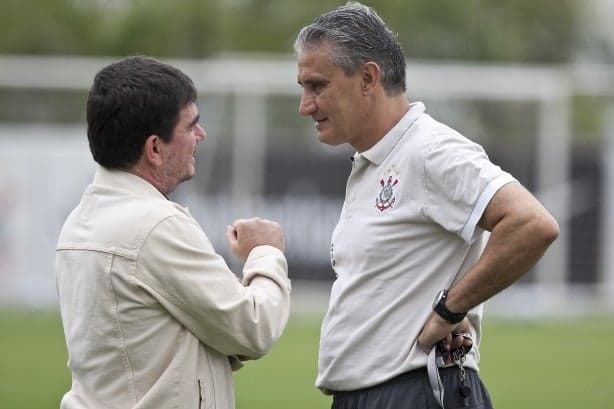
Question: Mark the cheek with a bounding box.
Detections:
[333,100,354,125]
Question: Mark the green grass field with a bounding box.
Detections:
[1,310,613,409]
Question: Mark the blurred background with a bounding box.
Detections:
[1,0,614,408]
[2,0,613,314]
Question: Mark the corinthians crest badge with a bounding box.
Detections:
[375,175,398,212]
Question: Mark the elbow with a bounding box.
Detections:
[239,323,285,359]
[238,305,290,358]
[250,340,276,359]
[535,212,560,249]
[233,283,291,358]
[251,328,279,357]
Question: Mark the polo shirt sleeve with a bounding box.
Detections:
[135,211,291,359]
[423,130,516,243]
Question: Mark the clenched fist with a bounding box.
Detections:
[225,217,285,262]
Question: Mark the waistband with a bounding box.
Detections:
[331,366,472,396]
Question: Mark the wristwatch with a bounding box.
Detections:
[432,289,466,324]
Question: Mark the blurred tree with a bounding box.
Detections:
[0,0,100,55]
[105,0,222,58]
[384,0,580,62]
[0,0,588,62]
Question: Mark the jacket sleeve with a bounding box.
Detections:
[135,212,291,359]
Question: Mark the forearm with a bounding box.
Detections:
[141,218,291,358]
[446,199,559,313]
[418,199,558,352]
[237,245,291,357]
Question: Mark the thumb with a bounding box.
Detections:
[417,331,432,354]
[225,225,238,247]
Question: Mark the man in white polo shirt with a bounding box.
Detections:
[294,2,559,409]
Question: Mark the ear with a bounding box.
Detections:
[360,61,381,95]
[143,134,164,167]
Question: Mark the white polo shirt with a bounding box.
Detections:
[316,102,516,393]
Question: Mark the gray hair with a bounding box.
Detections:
[294,1,406,95]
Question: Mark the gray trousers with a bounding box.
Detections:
[331,367,493,409]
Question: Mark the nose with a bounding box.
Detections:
[299,93,316,116]
[195,124,207,142]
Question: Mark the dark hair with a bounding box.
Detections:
[294,1,406,95]
[86,56,197,169]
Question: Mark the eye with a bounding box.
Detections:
[308,81,326,95]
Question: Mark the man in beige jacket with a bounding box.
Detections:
[55,56,291,409]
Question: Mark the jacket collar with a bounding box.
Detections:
[92,165,167,200]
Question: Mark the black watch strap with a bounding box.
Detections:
[433,289,466,324]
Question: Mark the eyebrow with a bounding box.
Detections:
[298,78,327,87]
[188,114,200,128]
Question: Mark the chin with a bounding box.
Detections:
[182,172,194,183]
[318,134,343,146]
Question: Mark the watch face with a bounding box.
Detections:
[433,289,446,308]
[433,289,466,324]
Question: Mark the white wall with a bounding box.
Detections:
[0,125,94,307]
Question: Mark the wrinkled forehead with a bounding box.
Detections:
[297,45,338,78]
[297,41,338,69]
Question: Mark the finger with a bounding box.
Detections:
[225,225,238,245]
[440,333,452,352]
[232,219,248,230]
[450,332,473,352]
[417,330,438,354]
[462,334,473,350]
[446,332,453,349]
[450,333,464,350]
[417,338,432,354]
[453,318,470,333]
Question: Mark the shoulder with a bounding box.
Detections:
[392,113,482,179]
[103,190,200,250]
[395,112,475,158]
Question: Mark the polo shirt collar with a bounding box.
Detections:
[359,101,425,166]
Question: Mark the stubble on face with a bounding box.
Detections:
[157,104,201,194]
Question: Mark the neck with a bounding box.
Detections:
[127,163,169,196]
[354,93,410,152]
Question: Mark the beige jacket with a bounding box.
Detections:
[55,167,291,409]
